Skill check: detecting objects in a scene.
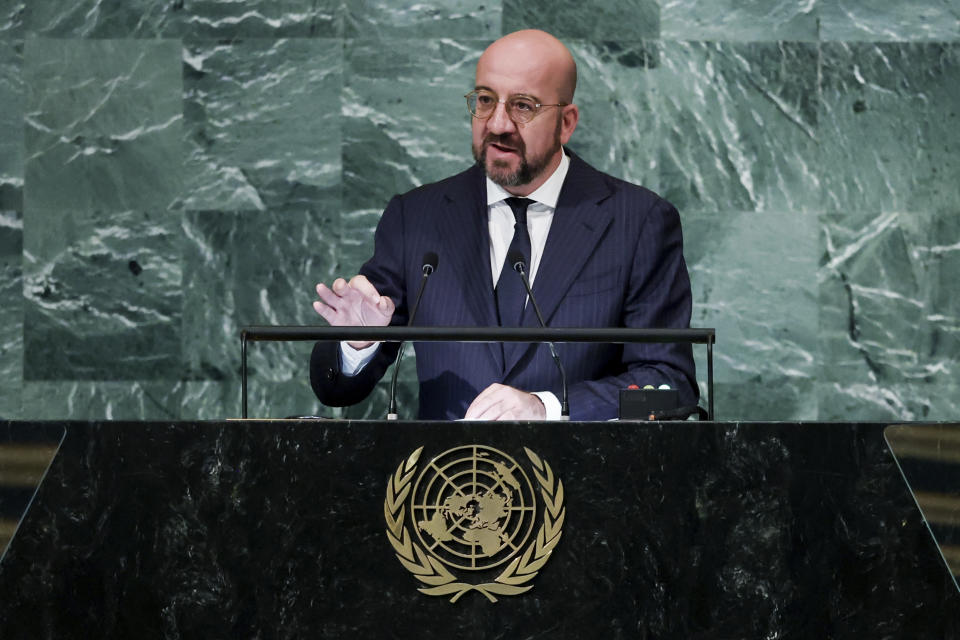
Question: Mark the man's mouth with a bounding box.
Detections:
[486,140,521,156]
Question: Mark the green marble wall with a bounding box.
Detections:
[0,1,957,421]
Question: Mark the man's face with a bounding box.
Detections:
[470,52,572,194]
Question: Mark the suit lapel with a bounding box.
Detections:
[504,153,614,375]
[436,167,504,371]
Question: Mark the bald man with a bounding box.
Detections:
[310,30,697,421]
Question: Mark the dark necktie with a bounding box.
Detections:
[496,197,533,326]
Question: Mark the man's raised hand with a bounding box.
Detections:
[312,275,395,349]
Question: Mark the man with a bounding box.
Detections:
[310,29,697,421]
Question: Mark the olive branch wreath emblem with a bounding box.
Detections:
[384,446,565,603]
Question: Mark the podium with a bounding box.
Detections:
[0,419,957,638]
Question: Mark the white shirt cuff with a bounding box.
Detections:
[532,391,562,420]
[339,341,379,376]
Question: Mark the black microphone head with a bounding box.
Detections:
[422,251,438,275]
[507,250,527,273]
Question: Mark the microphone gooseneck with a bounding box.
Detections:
[506,250,570,420]
[387,252,438,420]
[408,251,438,321]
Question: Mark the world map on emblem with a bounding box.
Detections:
[411,445,538,571]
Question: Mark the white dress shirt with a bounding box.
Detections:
[340,152,571,419]
[485,150,569,288]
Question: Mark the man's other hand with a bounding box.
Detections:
[464,383,546,420]
[312,275,395,349]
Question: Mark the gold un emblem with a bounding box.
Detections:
[385,445,565,602]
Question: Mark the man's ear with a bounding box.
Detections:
[559,104,579,145]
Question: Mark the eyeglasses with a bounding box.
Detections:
[465,90,568,124]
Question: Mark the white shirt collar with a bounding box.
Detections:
[485,150,570,209]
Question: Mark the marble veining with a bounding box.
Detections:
[567,41,660,190]
[22,209,183,380]
[685,209,818,418]
[181,38,342,213]
[819,0,960,42]
[819,208,960,384]
[655,41,820,214]
[817,381,960,421]
[0,0,23,37]
[23,38,184,213]
[24,0,343,38]
[181,210,336,384]
[19,381,183,420]
[342,38,480,215]
[0,40,22,212]
[503,0,660,39]
[345,0,500,38]
[819,42,960,214]
[0,212,23,418]
[661,0,818,41]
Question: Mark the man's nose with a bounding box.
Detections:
[486,101,516,134]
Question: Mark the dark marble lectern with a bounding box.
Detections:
[0,420,957,638]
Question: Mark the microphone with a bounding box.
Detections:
[387,252,438,420]
[507,250,570,420]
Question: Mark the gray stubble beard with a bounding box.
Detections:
[472,116,562,188]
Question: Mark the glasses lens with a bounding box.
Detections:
[507,97,537,123]
[468,91,497,118]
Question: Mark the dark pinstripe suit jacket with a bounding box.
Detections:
[310,151,697,420]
